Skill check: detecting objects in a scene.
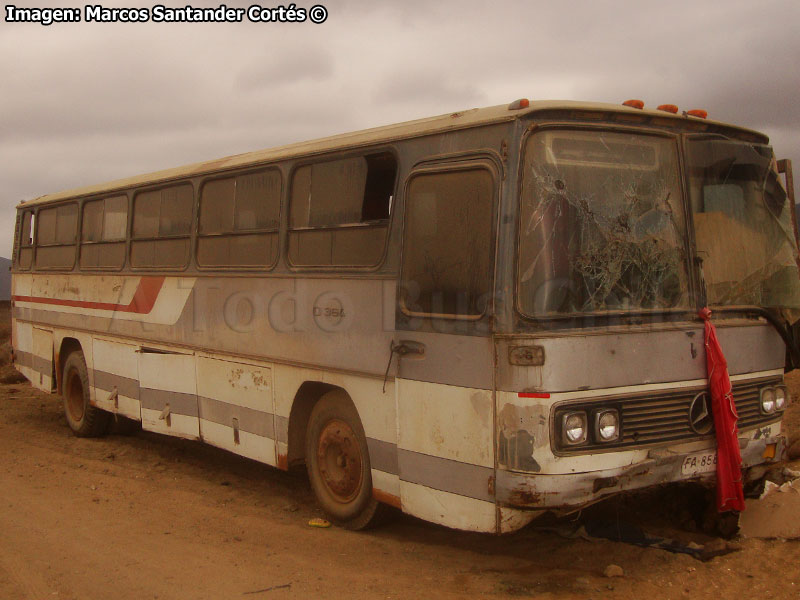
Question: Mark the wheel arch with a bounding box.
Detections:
[286,381,354,468]
[57,337,84,395]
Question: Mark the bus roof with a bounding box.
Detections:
[18,99,768,208]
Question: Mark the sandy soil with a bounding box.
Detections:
[1,306,799,599]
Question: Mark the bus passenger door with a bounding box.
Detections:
[392,160,499,533]
[138,349,199,439]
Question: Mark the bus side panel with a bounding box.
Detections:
[138,351,199,439]
[498,506,541,533]
[91,337,141,420]
[196,355,277,466]
[400,481,497,532]
[31,327,54,392]
[12,319,36,385]
[395,378,496,533]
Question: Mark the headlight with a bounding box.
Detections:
[562,412,587,445]
[761,388,776,414]
[775,387,787,411]
[595,409,620,442]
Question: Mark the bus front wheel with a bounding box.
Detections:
[62,351,111,438]
[305,391,386,530]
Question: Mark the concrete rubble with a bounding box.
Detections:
[738,469,800,539]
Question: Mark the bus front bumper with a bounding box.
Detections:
[496,434,786,510]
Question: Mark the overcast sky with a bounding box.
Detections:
[2,0,799,258]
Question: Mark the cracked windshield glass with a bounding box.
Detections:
[687,137,800,313]
[518,129,688,316]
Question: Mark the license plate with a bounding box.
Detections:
[681,451,717,476]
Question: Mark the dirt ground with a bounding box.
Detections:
[1,306,799,600]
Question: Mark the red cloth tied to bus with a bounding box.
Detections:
[698,307,745,513]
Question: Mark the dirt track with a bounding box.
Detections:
[1,318,800,598]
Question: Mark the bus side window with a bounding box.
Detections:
[197,169,281,268]
[131,184,193,269]
[400,168,494,318]
[17,210,34,269]
[80,195,128,270]
[287,152,396,267]
[35,203,78,270]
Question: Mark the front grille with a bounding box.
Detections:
[554,375,782,453]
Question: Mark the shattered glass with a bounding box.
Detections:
[518,130,689,316]
[687,138,800,313]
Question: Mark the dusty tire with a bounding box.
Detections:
[305,391,387,530]
[62,351,111,438]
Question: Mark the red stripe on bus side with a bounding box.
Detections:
[12,276,165,314]
[518,392,550,398]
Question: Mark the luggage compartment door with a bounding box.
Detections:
[138,349,199,439]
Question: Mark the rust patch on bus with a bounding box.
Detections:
[592,476,620,493]
[497,402,546,472]
[507,487,543,506]
[277,453,289,471]
[227,367,244,388]
[251,371,269,389]
[372,488,401,509]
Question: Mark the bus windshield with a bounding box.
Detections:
[687,137,800,312]
[518,129,690,316]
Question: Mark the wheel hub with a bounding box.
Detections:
[317,419,363,503]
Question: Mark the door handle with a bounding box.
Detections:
[383,340,426,393]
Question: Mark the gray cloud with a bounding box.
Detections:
[373,69,488,108]
[235,48,335,92]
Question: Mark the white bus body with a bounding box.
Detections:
[11,100,800,532]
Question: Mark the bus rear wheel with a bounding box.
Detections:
[62,351,111,438]
[305,391,386,530]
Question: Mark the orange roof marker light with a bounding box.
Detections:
[622,99,645,109]
[508,98,530,110]
[686,109,708,119]
[657,104,679,114]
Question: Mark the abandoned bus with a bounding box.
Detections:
[10,99,800,533]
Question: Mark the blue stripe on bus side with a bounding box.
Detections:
[92,370,140,399]
[140,388,199,418]
[198,396,274,439]
[14,349,33,369]
[274,415,288,444]
[88,371,495,502]
[398,449,494,503]
[15,350,50,376]
[367,437,399,476]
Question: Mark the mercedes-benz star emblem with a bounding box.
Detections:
[689,391,713,435]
